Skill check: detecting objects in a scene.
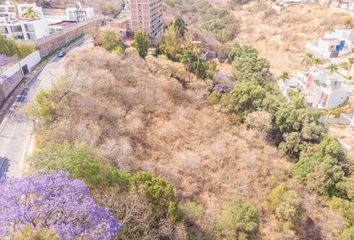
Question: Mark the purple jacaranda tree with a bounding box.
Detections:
[0,171,120,240]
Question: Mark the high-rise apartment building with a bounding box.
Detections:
[130,0,163,38]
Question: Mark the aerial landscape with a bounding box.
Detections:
[0,0,354,239]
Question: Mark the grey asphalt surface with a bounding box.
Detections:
[0,38,91,178]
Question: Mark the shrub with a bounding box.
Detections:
[16,43,36,58]
[268,184,307,230]
[328,197,354,223]
[30,141,102,186]
[24,89,55,125]
[294,135,346,196]
[208,91,222,105]
[130,172,183,222]
[217,200,260,240]
[224,82,267,115]
[182,201,204,222]
[96,30,124,52]
[339,226,354,240]
[0,35,18,57]
[231,44,270,84]
[268,183,289,211]
[133,30,149,59]
[274,190,307,230]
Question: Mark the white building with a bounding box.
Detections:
[0,1,43,18]
[279,67,348,109]
[65,4,94,22]
[0,1,94,41]
[305,29,354,59]
[0,18,49,40]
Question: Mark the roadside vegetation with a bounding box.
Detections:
[0,35,37,59]
[15,16,354,240]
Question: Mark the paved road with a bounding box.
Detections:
[0,38,91,178]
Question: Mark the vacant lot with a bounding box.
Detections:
[35,48,347,239]
[234,2,353,75]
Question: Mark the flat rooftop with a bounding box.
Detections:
[49,20,76,27]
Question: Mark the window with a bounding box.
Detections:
[25,24,34,32]
[10,25,22,33]
[27,32,36,40]
[0,7,5,12]
[0,26,8,34]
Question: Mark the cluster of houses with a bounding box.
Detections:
[305,29,354,59]
[279,28,354,109]
[279,66,349,109]
[0,1,95,41]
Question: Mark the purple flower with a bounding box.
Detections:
[0,171,120,240]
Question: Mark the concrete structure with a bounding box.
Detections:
[306,29,354,59]
[65,2,94,22]
[279,67,349,109]
[48,20,76,34]
[0,17,49,40]
[329,0,354,11]
[0,1,95,40]
[0,1,43,19]
[130,0,163,38]
[341,112,354,133]
[0,50,41,103]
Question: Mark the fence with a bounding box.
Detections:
[0,51,41,105]
[14,18,102,57]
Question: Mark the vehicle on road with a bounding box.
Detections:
[57,51,66,57]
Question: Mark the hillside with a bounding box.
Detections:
[29,47,348,239]
[164,0,354,75]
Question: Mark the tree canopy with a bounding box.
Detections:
[0,171,120,240]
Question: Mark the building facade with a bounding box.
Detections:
[305,29,354,59]
[278,67,348,109]
[130,0,163,38]
[0,1,94,41]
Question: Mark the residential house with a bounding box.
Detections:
[305,29,354,59]
[0,1,95,41]
[0,18,49,40]
[279,67,348,109]
[65,2,94,22]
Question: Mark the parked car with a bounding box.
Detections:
[57,51,66,57]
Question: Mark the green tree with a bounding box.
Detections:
[274,190,307,230]
[181,45,209,79]
[133,30,149,59]
[25,89,55,124]
[301,53,323,68]
[344,18,354,29]
[279,71,290,80]
[268,183,289,211]
[97,30,124,52]
[158,25,188,61]
[16,43,36,58]
[130,172,183,222]
[326,63,339,73]
[217,200,260,240]
[173,16,188,37]
[224,82,267,115]
[30,141,102,186]
[339,226,354,240]
[294,135,346,196]
[22,7,39,18]
[328,197,354,223]
[0,35,18,57]
[231,44,270,84]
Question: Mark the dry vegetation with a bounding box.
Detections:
[234,2,354,75]
[36,47,348,239]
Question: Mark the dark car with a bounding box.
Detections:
[57,51,66,57]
